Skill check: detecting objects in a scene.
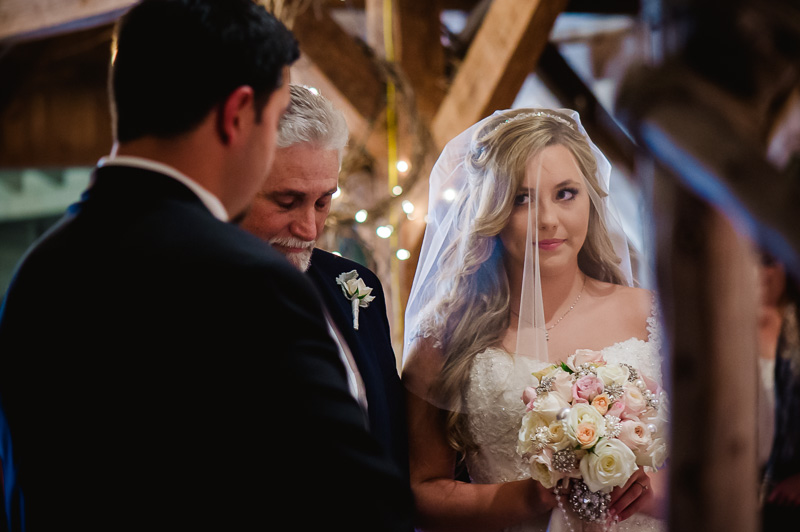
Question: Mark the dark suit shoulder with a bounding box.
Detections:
[309,248,383,288]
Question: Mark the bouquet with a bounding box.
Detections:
[517,349,668,523]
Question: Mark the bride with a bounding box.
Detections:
[402,109,668,531]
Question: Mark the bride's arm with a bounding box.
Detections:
[404,338,556,532]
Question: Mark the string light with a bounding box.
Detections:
[332,186,341,199]
[443,188,457,202]
[355,209,368,223]
[396,160,409,173]
[332,251,342,257]
[392,185,403,196]
[401,200,414,214]
[376,225,393,239]
[396,249,411,260]
[306,86,320,95]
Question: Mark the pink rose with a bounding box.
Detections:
[522,386,538,411]
[607,400,626,418]
[566,349,604,371]
[572,375,604,404]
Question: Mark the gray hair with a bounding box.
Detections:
[277,84,349,163]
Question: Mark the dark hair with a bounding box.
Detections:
[111,0,299,142]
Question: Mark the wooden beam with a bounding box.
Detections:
[537,43,636,175]
[0,25,114,167]
[0,0,132,42]
[431,0,568,150]
[396,0,447,122]
[291,4,385,124]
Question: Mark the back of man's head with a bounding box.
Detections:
[111,0,299,143]
[278,85,349,162]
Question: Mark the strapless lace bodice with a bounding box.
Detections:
[463,313,666,532]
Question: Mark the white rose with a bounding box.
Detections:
[617,420,652,452]
[518,411,548,456]
[596,364,630,387]
[565,403,606,449]
[580,439,639,493]
[636,437,668,470]
[532,391,570,422]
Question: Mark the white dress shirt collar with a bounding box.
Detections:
[97,155,229,222]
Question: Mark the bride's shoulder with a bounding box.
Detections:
[588,280,653,315]
[586,280,654,339]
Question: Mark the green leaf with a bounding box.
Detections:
[560,362,573,374]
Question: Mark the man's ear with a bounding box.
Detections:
[217,85,255,146]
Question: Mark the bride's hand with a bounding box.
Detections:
[607,470,652,523]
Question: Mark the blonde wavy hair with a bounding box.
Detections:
[421,109,626,454]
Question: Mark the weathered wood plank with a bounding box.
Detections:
[292,4,385,123]
[395,0,446,122]
[0,0,132,42]
[431,0,568,150]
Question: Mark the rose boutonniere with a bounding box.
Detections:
[335,270,375,330]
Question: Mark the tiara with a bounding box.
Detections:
[487,111,574,136]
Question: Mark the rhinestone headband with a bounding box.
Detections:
[487,111,574,137]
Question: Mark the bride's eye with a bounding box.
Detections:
[513,193,531,206]
[556,187,579,201]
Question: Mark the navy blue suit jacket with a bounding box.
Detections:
[0,166,412,531]
[307,249,409,481]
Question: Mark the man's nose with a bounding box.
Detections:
[290,207,317,242]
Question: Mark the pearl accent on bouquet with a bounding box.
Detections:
[556,407,571,421]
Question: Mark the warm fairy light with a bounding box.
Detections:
[355,210,368,223]
[332,186,341,199]
[396,249,411,260]
[306,86,320,95]
[376,225,393,239]
[396,160,409,173]
[402,200,415,214]
[443,188,457,202]
[332,251,342,257]
[392,185,403,196]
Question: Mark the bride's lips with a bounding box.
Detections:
[537,239,565,251]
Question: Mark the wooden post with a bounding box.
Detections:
[654,171,760,532]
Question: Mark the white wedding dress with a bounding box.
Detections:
[463,311,667,532]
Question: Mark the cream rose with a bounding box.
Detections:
[636,437,668,470]
[529,448,563,489]
[580,439,639,493]
[550,370,574,404]
[547,420,571,451]
[566,349,604,371]
[622,386,648,417]
[618,420,652,452]
[596,364,630,387]
[565,403,606,449]
[518,410,548,456]
[532,391,570,422]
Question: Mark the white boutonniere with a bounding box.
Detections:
[335,270,375,330]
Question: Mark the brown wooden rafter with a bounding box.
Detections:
[430,0,570,150]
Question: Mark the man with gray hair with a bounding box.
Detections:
[241,84,409,483]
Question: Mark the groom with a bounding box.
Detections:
[241,84,409,482]
[0,2,411,531]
